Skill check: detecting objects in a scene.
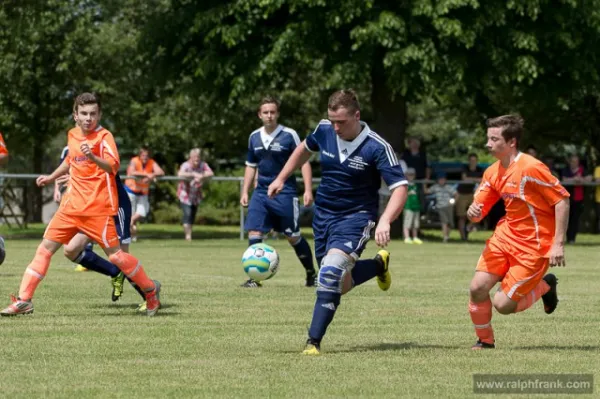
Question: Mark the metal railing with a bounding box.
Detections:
[0,174,598,239]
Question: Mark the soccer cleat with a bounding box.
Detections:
[471,340,495,350]
[412,237,423,245]
[0,295,34,316]
[404,237,413,244]
[305,270,316,287]
[74,265,88,272]
[111,272,125,302]
[375,250,391,291]
[302,339,321,356]
[542,273,559,314]
[136,301,147,312]
[240,279,262,288]
[145,280,161,317]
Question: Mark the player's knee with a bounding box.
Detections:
[108,250,124,266]
[493,292,517,315]
[318,253,353,294]
[469,281,490,301]
[63,245,80,262]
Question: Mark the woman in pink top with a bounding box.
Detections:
[177,148,214,241]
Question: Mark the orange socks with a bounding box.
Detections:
[19,245,53,301]
[515,280,550,313]
[109,250,155,292]
[469,297,495,345]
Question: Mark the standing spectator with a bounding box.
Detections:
[401,136,431,220]
[177,148,214,241]
[456,153,484,241]
[543,156,560,179]
[427,172,457,242]
[594,164,600,233]
[402,168,422,244]
[561,154,592,243]
[125,147,165,241]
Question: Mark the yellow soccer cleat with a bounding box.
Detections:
[74,265,88,272]
[302,340,321,356]
[375,250,391,291]
[136,301,147,312]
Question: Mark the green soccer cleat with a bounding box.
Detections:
[375,250,391,291]
[111,272,125,302]
[136,301,147,312]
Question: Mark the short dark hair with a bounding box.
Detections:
[486,114,524,146]
[258,96,280,112]
[328,89,360,113]
[73,92,101,113]
[468,153,478,159]
[139,146,150,154]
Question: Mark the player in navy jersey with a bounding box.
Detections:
[55,145,147,307]
[240,96,317,287]
[268,90,408,355]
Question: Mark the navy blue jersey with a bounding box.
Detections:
[246,125,301,194]
[305,120,407,216]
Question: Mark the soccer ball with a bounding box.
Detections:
[242,243,279,281]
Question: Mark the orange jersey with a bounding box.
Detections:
[475,153,569,256]
[61,126,120,216]
[0,133,8,156]
[125,156,156,195]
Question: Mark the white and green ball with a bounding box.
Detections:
[242,243,279,281]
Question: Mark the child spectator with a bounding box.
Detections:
[402,168,422,244]
[428,172,457,242]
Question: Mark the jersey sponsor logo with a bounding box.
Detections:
[507,181,518,188]
[72,155,89,163]
[270,142,286,152]
[501,193,518,200]
[348,155,368,170]
[322,150,335,158]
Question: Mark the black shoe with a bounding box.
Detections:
[471,340,495,350]
[240,279,262,288]
[305,270,316,287]
[542,273,559,314]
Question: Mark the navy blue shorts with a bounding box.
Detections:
[313,208,376,263]
[244,190,299,237]
[115,183,132,244]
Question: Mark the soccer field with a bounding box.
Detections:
[0,227,598,398]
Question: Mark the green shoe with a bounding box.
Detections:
[111,272,125,302]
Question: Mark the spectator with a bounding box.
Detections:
[561,154,592,243]
[427,172,457,242]
[125,146,165,241]
[177,148,214,241]
[543,156,560,178]
[401,136,431,218]
[456,153,484,241]
[402,168,422,244]
[526,145,538,158]
[595,164,600,233]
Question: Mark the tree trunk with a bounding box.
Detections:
[370,51,407,153]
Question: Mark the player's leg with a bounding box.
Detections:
[403,211,413,243]
[64,233,121,278]
[412,211,423,244]
[304,248,354,355]
[468,240,507,349]
[494,253,554,314]
[82,215,160,316]
[272,195,316,286]
[241,191,272,287]
[1,212,78,315]
[181,203,198,241]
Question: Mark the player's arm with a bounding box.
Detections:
[267,142,311,198]
[240,166,257,207]
[377,185,408,245]
[37,160,70,186]
[468,171,501,223]
[300,161,313,206]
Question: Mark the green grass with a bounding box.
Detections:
[0,227,599,398]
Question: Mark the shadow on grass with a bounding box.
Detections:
[281,341,462,354]
[90,303,176,310]
[514,345,600,351]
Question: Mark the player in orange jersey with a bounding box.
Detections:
[0,132,8,166]
[0,93,162,317]
[467,115,570,349]
[0,132,8,264]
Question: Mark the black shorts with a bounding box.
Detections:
[181,203,198,225]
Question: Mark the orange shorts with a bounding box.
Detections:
[44,211,120,249]
[476,237,549,300]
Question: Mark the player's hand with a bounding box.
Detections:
[240,192,249,207]
[467,202,484,221]
[374,220,391,248]
[80,142,94,160]
[267,179,284,199]
[55,174,70,185]
[546,243,566,267]
[53,189,62,203]
[303,190,314,207]
[36,175,52,187]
